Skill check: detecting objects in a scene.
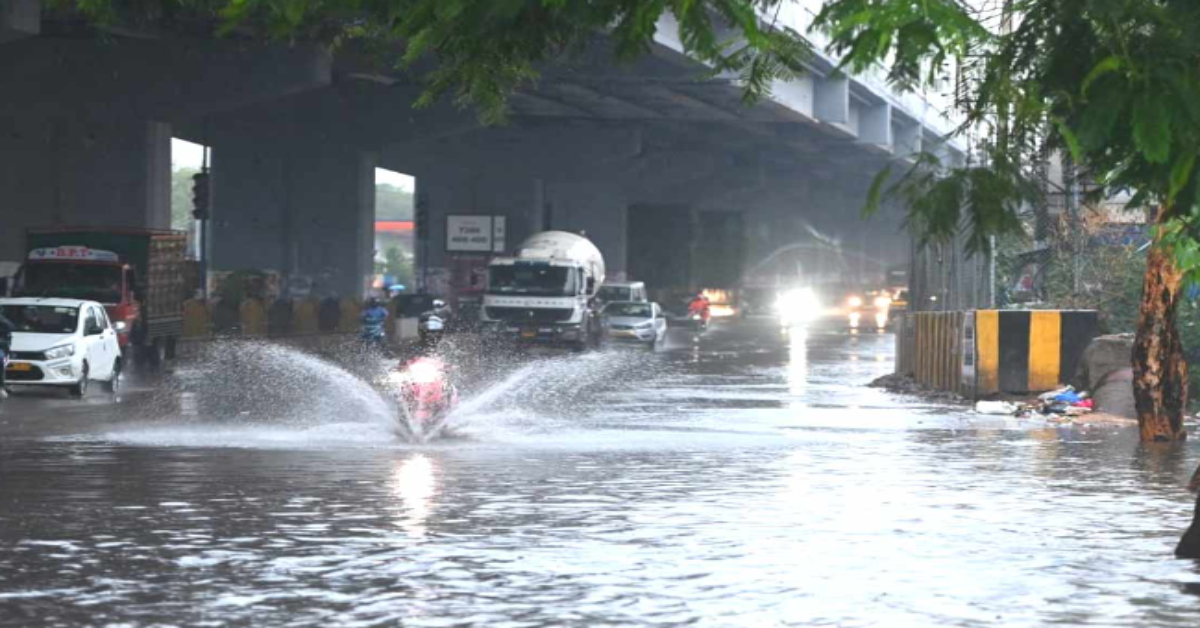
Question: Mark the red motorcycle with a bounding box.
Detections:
[388,357,459,439]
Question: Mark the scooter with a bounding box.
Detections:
[385,356,459,441]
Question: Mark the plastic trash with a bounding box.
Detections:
[1039,386,1074,402]
[1053,390,1084,403]
[976,400,1020,415]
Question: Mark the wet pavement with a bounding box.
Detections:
[3,318,1200,627]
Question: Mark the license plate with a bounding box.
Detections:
[6,362,32,372]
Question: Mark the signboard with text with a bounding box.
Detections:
[447,215,508,253]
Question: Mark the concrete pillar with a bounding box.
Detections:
[0,115,171,260]
[0,0,38,44]
[211,135,375,298]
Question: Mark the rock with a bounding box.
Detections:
[1077,333,1133,391]
[1091,367,1136,419]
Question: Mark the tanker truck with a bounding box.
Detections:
[480,231,606,350]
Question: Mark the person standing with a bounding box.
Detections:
[0,310,14,399]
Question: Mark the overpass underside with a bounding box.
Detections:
[0,10,964,298]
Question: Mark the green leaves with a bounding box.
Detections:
[1132,92,1171,164]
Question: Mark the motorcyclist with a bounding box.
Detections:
[359,298,389,349]
[395,354,458,426]
[0,310,14,399]
[418,299,452,349]
[687,292,712,328]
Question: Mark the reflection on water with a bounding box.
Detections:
[392,454,437,539]
[2,322,1200,627]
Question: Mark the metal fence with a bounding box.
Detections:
[907,229,995,313]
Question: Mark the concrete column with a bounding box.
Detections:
[0,0,38,44]
[0,115,171,260]
[211,135,375,298]
[814,75,851,130]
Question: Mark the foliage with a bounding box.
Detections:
[819,0,1200,274]
[384,246,413,286]
[376,183,413,221]
[170,166,200,231]
[57,0,812,123]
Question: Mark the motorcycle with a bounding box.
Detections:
[418,314,445,349]
[385,356,459,441]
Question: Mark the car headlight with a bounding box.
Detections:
[848,296,863,308]
[44,344,76,360]
[874,296,892,309]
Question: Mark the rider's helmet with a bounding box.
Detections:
[432,299,446,309]
[367,297,381,309]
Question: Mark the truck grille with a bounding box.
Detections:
[485,307,575,323]
[10,351,44,361]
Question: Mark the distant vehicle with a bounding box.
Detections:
[601,301,668,347]
[12,228,185,366]
[0,297,124,397]
[597,281,647,304]
[481,231,606,350]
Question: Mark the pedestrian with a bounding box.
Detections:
[0,309,14,399]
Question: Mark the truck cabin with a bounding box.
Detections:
[487,262,590,298]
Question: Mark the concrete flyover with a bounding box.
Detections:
[0,1,966,299]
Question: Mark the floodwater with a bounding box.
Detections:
[3,320,1200,627]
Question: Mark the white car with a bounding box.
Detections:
[1,298,123,397]
[601,301,668,347]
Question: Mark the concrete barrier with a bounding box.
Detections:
[896,309,1099,397]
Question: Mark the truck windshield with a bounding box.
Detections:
[0,305,80,334]
[488,265,578,297]
[20,264,122,304]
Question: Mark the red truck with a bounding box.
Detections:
[12,228,186,365]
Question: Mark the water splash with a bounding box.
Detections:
[105,341,402,448]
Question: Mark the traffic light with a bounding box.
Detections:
[191,171,210,220]
[415,193,429,241]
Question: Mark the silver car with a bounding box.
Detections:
[601,301,667,347]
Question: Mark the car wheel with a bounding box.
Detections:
[70,362,89,399]
[103,359,121,394]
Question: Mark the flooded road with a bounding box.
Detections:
[3,319,1200,627]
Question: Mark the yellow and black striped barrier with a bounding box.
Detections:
[898,309,1099,396]
[973,310,1099,395]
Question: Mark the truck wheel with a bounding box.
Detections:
[70,363,89,398]
[103,359,121,394]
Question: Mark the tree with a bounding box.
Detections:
[376,183,414,221]
[814,0,1200,443]
[60,0,812,124]
[171,166,200,231]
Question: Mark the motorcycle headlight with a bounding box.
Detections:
[44,344,76,360]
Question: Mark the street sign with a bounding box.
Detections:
[492,216,507,253]
[447,215,501,252]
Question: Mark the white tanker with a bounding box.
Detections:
[481,231,606,349]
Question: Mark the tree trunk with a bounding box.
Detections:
[1132,239,1189,442]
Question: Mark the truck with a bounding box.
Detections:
[480,231,606,350]
[12,228,187,365]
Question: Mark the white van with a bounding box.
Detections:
[596,281,648,304]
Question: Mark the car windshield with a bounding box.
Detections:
[597,286,631,302]
[0,305,80,334]
[604,302,651,318]
[488,265,578,297]
[20,263,122,304]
